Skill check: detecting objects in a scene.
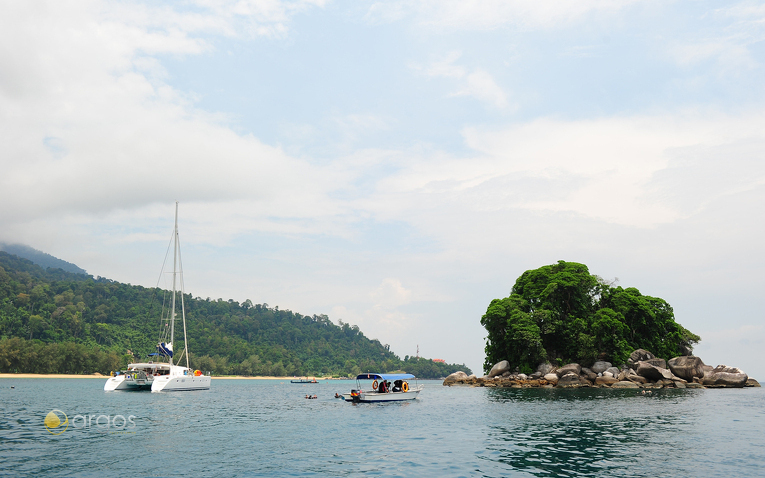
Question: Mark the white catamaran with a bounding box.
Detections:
[104,202,211,392]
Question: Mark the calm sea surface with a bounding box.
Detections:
[1,378,763,477]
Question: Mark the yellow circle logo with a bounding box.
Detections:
[44,409,68,435]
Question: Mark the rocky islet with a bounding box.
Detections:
[444,348,759,390]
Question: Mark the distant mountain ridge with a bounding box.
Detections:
[0,243,87,275]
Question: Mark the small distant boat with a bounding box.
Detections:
[340,373,423,403]
[291,378,318,383]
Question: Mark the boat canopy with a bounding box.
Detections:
[356,373,415,381]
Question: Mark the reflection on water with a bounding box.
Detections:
[478,387,750,477]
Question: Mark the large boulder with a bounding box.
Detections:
[644,358,667,369]
[488,360,511,378]
[611,381,640,389]
[668,356,706,381]
[556,373,587,388]
[702,365,748,388]
[591,361,612,374]
[606,367,621,378]
[443,371,468,385]
[746,378,761,387]
[595,376,618,386]
[581,367,598,382]
[636,361,673,381]
[537,362,555,375]
[556,363,582,378]
[543,373,559,383]
[628,349,655,369]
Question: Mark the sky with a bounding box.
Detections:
[2,0,765,378]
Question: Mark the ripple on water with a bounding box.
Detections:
[1,379,764,477]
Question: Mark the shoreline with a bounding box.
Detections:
[0,373,339,380]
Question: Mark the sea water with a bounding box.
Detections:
[1,378,763,477]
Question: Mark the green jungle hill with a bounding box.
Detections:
[0,251,470,378]
[481,260,700,374]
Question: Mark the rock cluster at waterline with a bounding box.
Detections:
[444,349,761,389]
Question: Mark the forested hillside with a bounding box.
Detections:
[0,251,470,378]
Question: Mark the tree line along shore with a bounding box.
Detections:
[0,251,470,379]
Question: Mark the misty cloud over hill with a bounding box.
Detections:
[0,243,87,275]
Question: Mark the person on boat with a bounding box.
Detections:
[378,380,388,393]
[392,380,403,392]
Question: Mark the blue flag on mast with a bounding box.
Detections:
[158,342,173,357]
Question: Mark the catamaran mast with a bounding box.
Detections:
[170,201,178,365]
[181,268,190,370]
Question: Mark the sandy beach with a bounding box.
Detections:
[211,376,330,380]
[0,373,107,379]
[0,373,336,380]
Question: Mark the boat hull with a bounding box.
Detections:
[104,362,170,391]
[341,386,423,402]
[104,375,152,391]
[151,366,211,392]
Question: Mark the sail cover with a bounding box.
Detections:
[158,342,173,357]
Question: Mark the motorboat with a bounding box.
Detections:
[291,378,318,383]
[340,373,423,402]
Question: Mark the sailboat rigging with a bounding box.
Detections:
[104,202,211,392]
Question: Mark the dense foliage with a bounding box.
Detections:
[0,251,470,378]
[481,261,700,374]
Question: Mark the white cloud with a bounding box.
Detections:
[415,51,510,109]
[183,0,327,38]
[367,0,637,30]
[370,278,413,308]
[665,3,765,74]
[423,51,466,78]
[669,40,757,71]
[0,0,336,238]
[449,69,509,109]
[360,112,765,231]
